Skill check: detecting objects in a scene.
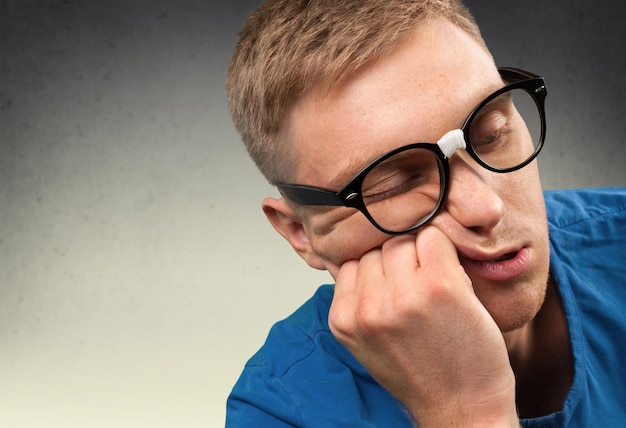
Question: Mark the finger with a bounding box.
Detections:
[355,246,385,287]
[414,226,461,271]
[381,226,470,299]
[380,234,421,282]
[330,256,377,340]
[333,260,359,301]
[352,247,389,329]
[415,226,473,292]
[333,247,392,337]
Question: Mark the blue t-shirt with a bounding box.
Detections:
[227,188,626,427]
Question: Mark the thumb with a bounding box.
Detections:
[415,226,469,285]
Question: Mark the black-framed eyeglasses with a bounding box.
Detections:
[277,67,547,235]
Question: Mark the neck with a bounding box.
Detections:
[504,277,574,419]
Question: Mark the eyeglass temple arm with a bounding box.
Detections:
[277,183,345,206]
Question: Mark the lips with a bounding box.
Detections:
[491,252,517,262]
[458,247,532,282]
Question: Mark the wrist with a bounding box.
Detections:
[406,375,519,428]
[409,406,519,428]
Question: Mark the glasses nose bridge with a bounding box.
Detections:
[436,128,466,159]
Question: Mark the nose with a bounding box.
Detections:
[440,153,505,233]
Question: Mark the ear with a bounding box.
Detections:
[262,197,326,270]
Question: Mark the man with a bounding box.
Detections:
[225,0,626,426]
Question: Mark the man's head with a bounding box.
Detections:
[227,0,550,333]
[226,0,485,185]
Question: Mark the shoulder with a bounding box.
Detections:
[245,284,336,377]
[547,187,626,299]
[226,285,336,425]
[227,284,390,426]
[544,187,626,229]
[545,190,626,425]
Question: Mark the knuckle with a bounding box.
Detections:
[328,305,352,337]
[354,296,384,332]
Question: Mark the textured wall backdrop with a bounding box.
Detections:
[1,1,624,427]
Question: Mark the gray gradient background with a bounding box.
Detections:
[1,0,625,426]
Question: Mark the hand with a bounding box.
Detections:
[328,226,519,427]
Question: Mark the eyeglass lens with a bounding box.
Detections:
[361,87,542,233]
[468,88,542,170]
[361,147,443,232]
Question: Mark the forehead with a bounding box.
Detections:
[285,18,501,188]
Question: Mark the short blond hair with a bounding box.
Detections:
[226,0,485,184]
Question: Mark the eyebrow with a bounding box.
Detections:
[325,154,371,190]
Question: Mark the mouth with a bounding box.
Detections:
[490,252,517,263]
[458,247,531,282]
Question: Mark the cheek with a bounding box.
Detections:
[500,163,545,216]
[305,209,389,266]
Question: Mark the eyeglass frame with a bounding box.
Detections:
[276,67,547,235]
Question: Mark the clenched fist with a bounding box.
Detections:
[328,226,519,427]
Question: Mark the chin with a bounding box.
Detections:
[477,272,549,334]
[495,300,545,333]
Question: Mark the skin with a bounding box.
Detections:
[262,18,572,426]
